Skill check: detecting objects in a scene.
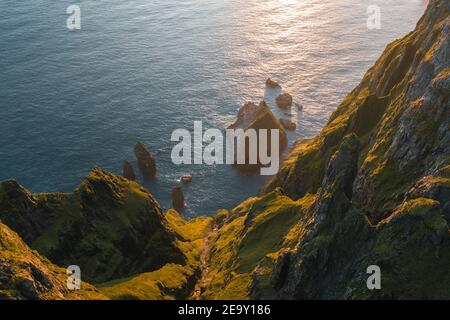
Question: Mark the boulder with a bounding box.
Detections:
[172,187,185,211]
[276,93,293,109]
[134,142,156,180]
[122,160,136,181]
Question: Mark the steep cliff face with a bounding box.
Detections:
[265,0,449,225]
[197,0,449,300]
[0,168,186,283]
[258,0,450,299]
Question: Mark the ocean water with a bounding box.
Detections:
[0,0,426,217]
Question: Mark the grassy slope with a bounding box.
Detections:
[99,210,213,300]
[0,168,186,284]
[199,190,315,299]
[0,222,107,300]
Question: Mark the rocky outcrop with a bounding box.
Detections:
[0,168,185,283]
[134,142,156,180]
[266,78,281,89]
[172,187,185,211]
[122,160,136,181]
[276,93,293,108]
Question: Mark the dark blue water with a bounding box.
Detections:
[0,0,426,217]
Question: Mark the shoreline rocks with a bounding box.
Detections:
[276,93,293,109]
[134,142,156,180]
[122,160,136,181]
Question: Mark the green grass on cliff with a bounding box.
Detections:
[99,209,212,300]
[201,190,315,299]
[0,222,107,300]
[99,263,195,300]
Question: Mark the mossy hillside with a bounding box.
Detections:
[354,198,450,299]
[201,190,315,299]
[99,210,212,300]
[0,168,186,284]
[0,222,107,300]
[99,263,195,300]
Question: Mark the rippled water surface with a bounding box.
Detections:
[0,0,426,217]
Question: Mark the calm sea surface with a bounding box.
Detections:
[0,0,426,217]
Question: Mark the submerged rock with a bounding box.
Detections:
[276,93,293,108]
[279,119,296,131]
[172,187,185,211]
[266,78,281,89]
[134,142,156,180]
[122,160,136,181]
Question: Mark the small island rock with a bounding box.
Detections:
[134,141,156,180]
[172,187,185,211]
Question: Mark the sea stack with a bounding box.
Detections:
[134,141,156,180]
[228,101,288,173]
[172,187,185,211]
[122,160,136,180]
[276,93,293,109]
